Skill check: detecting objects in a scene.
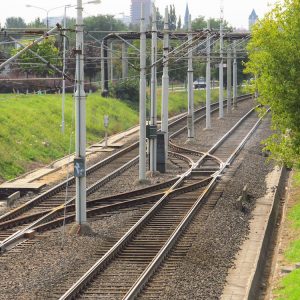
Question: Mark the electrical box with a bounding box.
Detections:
[74,157,85,178]
[156,132,166,173]
[146,124,157,139]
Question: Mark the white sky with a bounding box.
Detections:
[0,0,279,29]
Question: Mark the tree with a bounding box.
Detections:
[192,16,231,30]
[5,17,26,28]
[169,5,177,31]
[11,37,61,77]
[84,44,101,85]
[191,16,206,30]
[245,0,300,166]
[177,16,182,31]
[27,18,45,28]
[84,15,127,41]
[156,8,164,31]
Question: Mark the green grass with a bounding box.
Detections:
[285,240,300,263]
[157,88,219,115]
[0,89,221,181]
[275,269,300,300]
[274,169,300,299]
[288,202,300,230]
[0,93,138,180]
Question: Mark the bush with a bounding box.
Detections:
[110,80,139,107]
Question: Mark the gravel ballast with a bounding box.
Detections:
[159,118,274,299]
[0,99,275,299]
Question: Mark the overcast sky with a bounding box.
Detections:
[0,0,279,29]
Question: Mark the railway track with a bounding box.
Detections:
[0,94,251,253]
[55,106,264,300]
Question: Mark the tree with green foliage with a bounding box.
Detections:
[169,5,177,31]
[192,16,231,30]
[177,16,182,31]
[5,17,26,28]
[27,18,45,28]
[245,0,300,166]
[84,15,127,41]
[11,37,61,77]
[156,8,164,31]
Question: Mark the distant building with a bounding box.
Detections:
[43,16,63,28]
[131,0,152,25]
[249,9,258,29]
[184,3,190,29]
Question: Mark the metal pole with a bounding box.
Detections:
[110,42,113,82]
[161,7,169,163]
[103,39,109,92]
[61,5,67,133]
[227,47,232,112]
[74,0,87,225]
[100,41,105,93]
[206,20,211,129]
[219,13,224,119]
[187,14,194,139]
[233,40,238,108]
[122,42,128,80]
[139,4,147,181]
[150,4,157,173]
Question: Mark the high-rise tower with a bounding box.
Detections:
[131,0,152,25]
[184,3,190,30]
[249,9,258,29]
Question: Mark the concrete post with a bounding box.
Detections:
[205,20,211,129]
[109,42,113,82]
[227,47,232,112]
[101,41,105,93]
[122,42,128,80]
[187,15,194,139]
[61,5,68,134]
[161,7,169,164]
[233,40,238,108]
[139,4,147,181]
[150,4,157,173]
[74,0,87,225]
[219,16,224,119]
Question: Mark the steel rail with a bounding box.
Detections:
[0,94,252,252]
[0,156,138,252]
[124,110,269,300]
[0,151,192,231]
[0,151,193,251]
[0,93,251,224]
[59,105,258,300]
[34,177,212,233]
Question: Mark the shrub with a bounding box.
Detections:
[110,79,139,107]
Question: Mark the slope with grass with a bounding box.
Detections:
[0,89,218,181]
[274,170,300,300]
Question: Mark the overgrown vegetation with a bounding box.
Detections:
[110,80,140,109]
[0,93,138,180]
[0,89,219,181]
[245,0,300,167]
[11,37,61,77]
[274,170,300,299]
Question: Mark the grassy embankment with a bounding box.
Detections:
[274,170,300,299]
[0,89,219,181]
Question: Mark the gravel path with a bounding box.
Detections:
[0,99,268,299]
